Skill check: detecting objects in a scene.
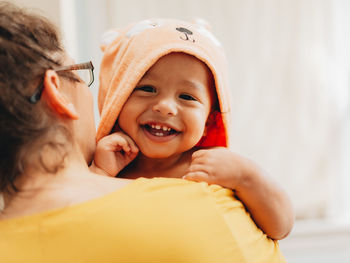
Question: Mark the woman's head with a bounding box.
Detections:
[97,18,231,148]
[0,3,95,192]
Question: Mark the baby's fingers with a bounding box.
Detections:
[183,171,210,183]
[105,132,138,154]
[117,139,131,153]
[190,150,211,165]
[98,133,127,151]
[122,135,139,154]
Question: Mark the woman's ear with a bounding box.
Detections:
[42,70,79,120]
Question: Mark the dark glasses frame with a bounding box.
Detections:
[29,61,94,104]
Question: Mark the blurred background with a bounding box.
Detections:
[11,0,350,261]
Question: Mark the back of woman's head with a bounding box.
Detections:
[0,2,69,192]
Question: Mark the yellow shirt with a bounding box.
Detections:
[0,178,285,263]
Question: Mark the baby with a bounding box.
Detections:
[91,19,294,240]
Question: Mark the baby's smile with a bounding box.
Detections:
[142,122,179,139]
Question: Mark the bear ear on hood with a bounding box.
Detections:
[190,18,212,31]
[100,30,120,51]
[190,18,222,48]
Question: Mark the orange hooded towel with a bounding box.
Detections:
[97,18,231,148]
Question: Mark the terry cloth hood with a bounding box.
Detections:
[97,18,231,148]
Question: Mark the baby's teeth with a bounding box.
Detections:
[156,132,162,136]
[149,124,172,132]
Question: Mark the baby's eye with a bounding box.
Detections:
[179,94,197,101]
[134,85,156,93]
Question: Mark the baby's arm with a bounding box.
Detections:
[184,148,294,240]
[90,132,139,177]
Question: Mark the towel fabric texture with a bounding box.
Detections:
[97,19,231,148]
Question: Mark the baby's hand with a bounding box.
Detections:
[90,132,139,177]
[185,148,295,240]
[184,148,249,190]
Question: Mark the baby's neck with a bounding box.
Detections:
[120,149,196,179]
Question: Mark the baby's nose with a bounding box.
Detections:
[152,98,178,116]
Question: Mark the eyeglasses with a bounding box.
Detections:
[29,61,94,104]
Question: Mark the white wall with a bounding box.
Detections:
[279,219,350,263]
[11,0,60,26]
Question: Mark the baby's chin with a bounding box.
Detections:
[141,151,175,159]
[139,146,196,161]
[139,148,181,160]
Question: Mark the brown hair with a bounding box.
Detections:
[0,2,74,192]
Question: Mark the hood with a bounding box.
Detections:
[97,18,231,148]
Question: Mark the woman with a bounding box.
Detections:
[0,3,285,262]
